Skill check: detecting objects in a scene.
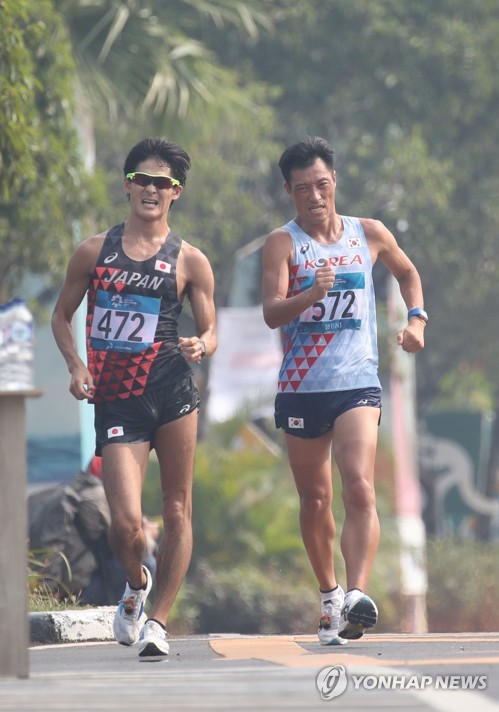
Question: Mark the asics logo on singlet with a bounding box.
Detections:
[304,255,363,269]
[104,252,119,264]
[300,243,311,254]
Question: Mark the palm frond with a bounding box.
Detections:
[54,0,274,120]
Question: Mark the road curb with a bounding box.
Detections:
[30,607,116,644]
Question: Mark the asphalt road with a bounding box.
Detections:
[1,633,499,711]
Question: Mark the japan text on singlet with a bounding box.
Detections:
[86,223,191,402]
[278,217,381,394]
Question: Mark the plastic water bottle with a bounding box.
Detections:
[9,297,35,390]
[0,301,11,390]
[0,303,7,388]
[0,298,35,391]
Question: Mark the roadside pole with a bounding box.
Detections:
[71,220,94,470]
[74,294,94,469]
[387,276,428,633]
[0,389,43,677]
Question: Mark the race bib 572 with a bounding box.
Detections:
[299,272,365,334]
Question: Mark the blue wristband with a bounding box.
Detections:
[408,307,428,323]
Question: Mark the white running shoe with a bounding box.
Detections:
[113,566,152,646]
[338,589,378,640]
[138,619,170,661]
[318,585,348,646]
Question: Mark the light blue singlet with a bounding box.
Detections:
[277,216,381,394]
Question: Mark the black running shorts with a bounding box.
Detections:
[274,387,382,439]
[94,374,200,454]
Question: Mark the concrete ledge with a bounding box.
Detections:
[30,607,116,644]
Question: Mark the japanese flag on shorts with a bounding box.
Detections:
[107,426,124,438]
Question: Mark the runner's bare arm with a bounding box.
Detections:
[177,245,217,363]
[51,236,103,399]
[362,218,425,353]
[262,229,335,329]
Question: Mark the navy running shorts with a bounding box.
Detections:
[94,374,200,454]
[274,387,382,439]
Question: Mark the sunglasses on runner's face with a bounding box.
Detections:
[126,172,180,190]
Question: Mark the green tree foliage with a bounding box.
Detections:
[54,0,272,122]
[162,83,282,297]
[191,444,303,568]
[426,538,499,631]
[0,0,105,300]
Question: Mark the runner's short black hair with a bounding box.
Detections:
[123,137,191,186]
[278,136,334,185]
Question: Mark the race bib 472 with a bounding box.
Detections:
[90,290,160,352]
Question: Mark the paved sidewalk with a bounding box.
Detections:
[6,631,499,711]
